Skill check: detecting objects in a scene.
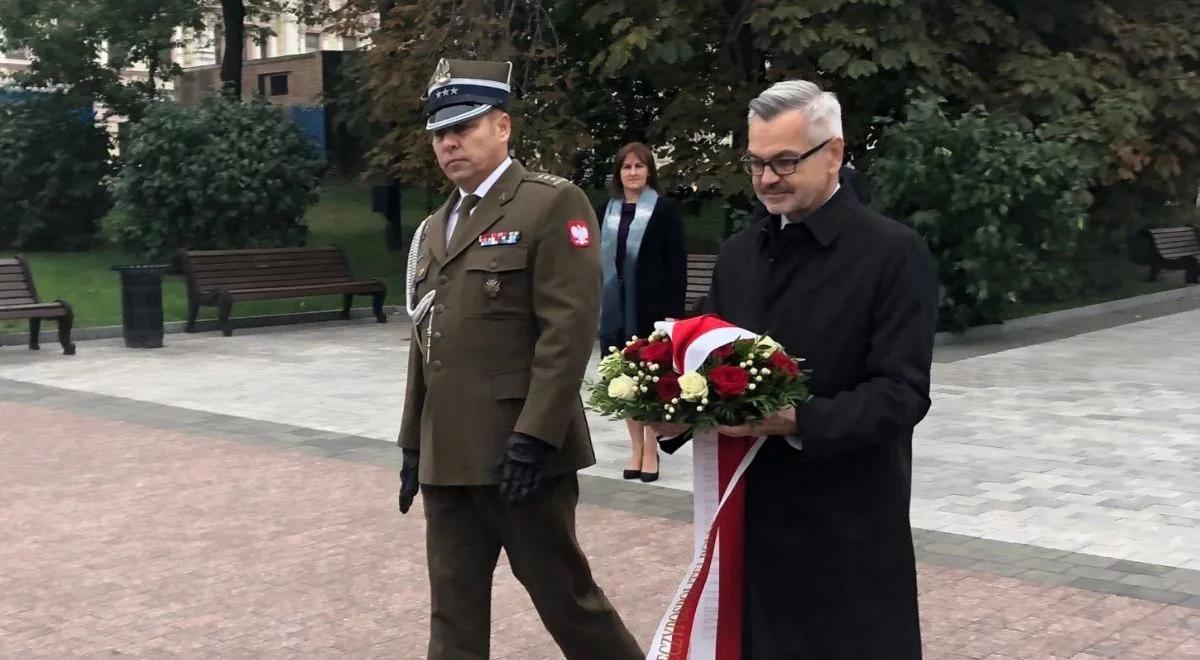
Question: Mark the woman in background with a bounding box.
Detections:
[598,142,686,483]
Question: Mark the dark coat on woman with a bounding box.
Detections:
[598,195,687,348]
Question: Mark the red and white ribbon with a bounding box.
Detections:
[646,430,764,660]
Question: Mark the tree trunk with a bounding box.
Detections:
[219,0,245,98]
[147,52,159,92]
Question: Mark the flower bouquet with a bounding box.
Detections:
[589,315,812,659]
[587,314,810,429]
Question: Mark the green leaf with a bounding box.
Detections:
[818,48,852,72]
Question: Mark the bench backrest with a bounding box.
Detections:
[0,256,40,307]
[180,246,354,294]
[1146,227,1200,259]
[685,253,718,311]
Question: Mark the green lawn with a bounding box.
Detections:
[1,179,426,333]
[1,182,1186,333]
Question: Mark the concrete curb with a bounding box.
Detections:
[0,306,406,347]
[933,284,1200,347]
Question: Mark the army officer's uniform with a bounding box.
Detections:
[397,58,642,660]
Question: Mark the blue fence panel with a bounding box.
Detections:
[287,104,326,155]
[0,88,94,123]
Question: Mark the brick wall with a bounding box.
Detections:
[175,52,324,107]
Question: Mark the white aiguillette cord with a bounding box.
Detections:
[405,219,437,362]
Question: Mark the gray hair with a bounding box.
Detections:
[748,80,844,143]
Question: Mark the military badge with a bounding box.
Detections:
[567,220,591,248]
[484,275,501,299]
[430,58,452,87]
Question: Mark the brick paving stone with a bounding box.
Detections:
[4,307,1200,573]
[3,401,1200,658]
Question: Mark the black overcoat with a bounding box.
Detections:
[697,187,938,659]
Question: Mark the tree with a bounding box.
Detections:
[218,0,247,97]
[871,98,1099,330]
[0,92,112,251]
[355,0,1199,239]
[109,95,324,260]
[0,0,207,119]
[358,0,593,189]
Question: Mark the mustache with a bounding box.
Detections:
[760,184,793,194]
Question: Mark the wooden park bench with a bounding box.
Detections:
[0,255,76,355]
[1141,227,1199,284]
[685,253,718,316]
[179,246,388,337]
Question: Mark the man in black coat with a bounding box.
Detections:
[657,80,937,658]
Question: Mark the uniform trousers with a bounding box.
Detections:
[422,474,643,660]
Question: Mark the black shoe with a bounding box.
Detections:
[639,451,660,483]
[623,469,642,480]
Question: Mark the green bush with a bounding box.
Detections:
[871,99,1100,331]
[0,92,111,251]
[109,95,324,261]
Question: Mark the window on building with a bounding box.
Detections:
[259,32,270,60]
[270,73,288,96]
[3,46,30,60]
[258,73,289,97]
[305,32,321,52]
[342,36,359,51]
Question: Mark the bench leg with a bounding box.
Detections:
[372,292,387,323]
[1187,259,1199,285]
[186,301,200,333]
[1148,263,1160,282]
[57,304,76,355]
[341,293,354,320]
[218,296,234,337]
[28,318,40,350]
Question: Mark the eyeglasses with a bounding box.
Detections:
[739,139,832,177]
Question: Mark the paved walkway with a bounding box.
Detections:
[2,293,1199,657]
[3,308,1198,569]
[3,401,1199,658]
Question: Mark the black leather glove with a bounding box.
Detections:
[496,433,555,506]
[398,448,420,514]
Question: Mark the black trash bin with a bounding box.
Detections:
[112,264,168,348]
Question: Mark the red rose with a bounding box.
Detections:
[622,338,649,359]
[711,344,736,362]
[656,372,681,402]
[708,365,750,398]
[769,351,800,378]
[639,341,673,367]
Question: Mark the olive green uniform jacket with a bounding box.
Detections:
[398,161,601,485]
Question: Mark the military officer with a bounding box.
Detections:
[396,58,643,660]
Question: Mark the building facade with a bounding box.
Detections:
[0,6,369,90]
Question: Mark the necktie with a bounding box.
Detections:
[449,193,481,246]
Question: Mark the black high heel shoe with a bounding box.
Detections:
[623,468,642,480]
[639,450,660,483]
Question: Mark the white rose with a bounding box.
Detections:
[607,375,638,400]
[678,372,709,401]
[755,335,783,357]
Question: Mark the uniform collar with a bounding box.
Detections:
[457,156,513,202]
